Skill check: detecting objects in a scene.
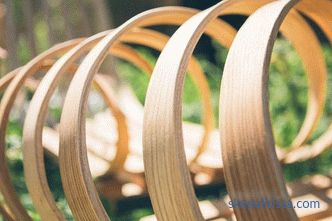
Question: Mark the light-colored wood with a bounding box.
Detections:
[22,24,218,220]
[58,6,239,220]
[0,24,214,220]
[142,0,330,220]
[120,28,216,164]
[58,1,331,220]
[220,0,327,150]
[0,32,155,220]
[220,0,300,220]
[0,1,330,220]
[0,40,85,221]
[0,41,80,220]
[296,0,332,44]
[22,31,151,221]
[0,38,141,220]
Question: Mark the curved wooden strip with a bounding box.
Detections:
[22,31,151,220]
[222,0,332,159]
[217,0,327,150]
[22,24,217,219]
[143,0,328,220]
[120,28,216,163]
[58,6,240,220]
[142,2,251,221]
[220,0,300,220]
[296,0,332,44]
[0,39,139,220]
[0,32,154,220]
[58,2,328,220]
[0,39,83,220]
[133,0,327,162]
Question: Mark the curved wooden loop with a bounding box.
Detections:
[0,63,80,221]
[280,0,332,163]
[0,39,83,220]
[220,0,304,220]
[2,32,162,220]
[0,38,151,220]
[22,30,157,221]
[120,28,216,163]
[142,0,330,220]
[58,1,329,220]
[0,40,84,221]
[221,0,327,150]
[23,25,219,220]
[58,6,241,220]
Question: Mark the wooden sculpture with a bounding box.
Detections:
[0,0,332,220]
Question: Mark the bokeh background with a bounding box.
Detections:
[1,0,332,220]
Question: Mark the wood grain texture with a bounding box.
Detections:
[0,40,85,220]
[58,6,239,220]
[22,30,157,220]
[220,0,300,220]
[142,0,329,220]
[57,0,325,220]
[0,0,329,220]
[0,40,139,220]
[220,0,327,150]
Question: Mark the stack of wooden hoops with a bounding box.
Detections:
[1,0,332,220]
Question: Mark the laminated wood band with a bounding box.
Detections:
[220,0,327,150]
[58,6,239,220]
[23,26,215,221]
[220,0,306,220]
[281,0,332,163]
[22,29,165,221]
[143,0,328,220]
[119,28,215,163]
[59,1,328,220]
[0,1,325,220]
[0,38,152,220]
[0,52,84,221]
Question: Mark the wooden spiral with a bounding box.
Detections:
[0,0,331,220]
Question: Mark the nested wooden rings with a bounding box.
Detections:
[58,6,239,221]
[143,0,330,220]
[1,34,166,220]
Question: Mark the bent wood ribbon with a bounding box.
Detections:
[0,0,330,220]
[59,1,329,220]
[1,25,214,220]
[0,39,154,220]
[23,26,217,220]
[22,28,194,220]
[58,6,239,221]
[218,0,325,220]
[0,39,83,221]
[143,0,330,220]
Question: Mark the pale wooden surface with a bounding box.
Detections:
[58,6,238,220]
[23,24,215,219]
[142,0,330,220]
[0,0,330,220]
[0,38,150,220]
[220,0,299,220]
